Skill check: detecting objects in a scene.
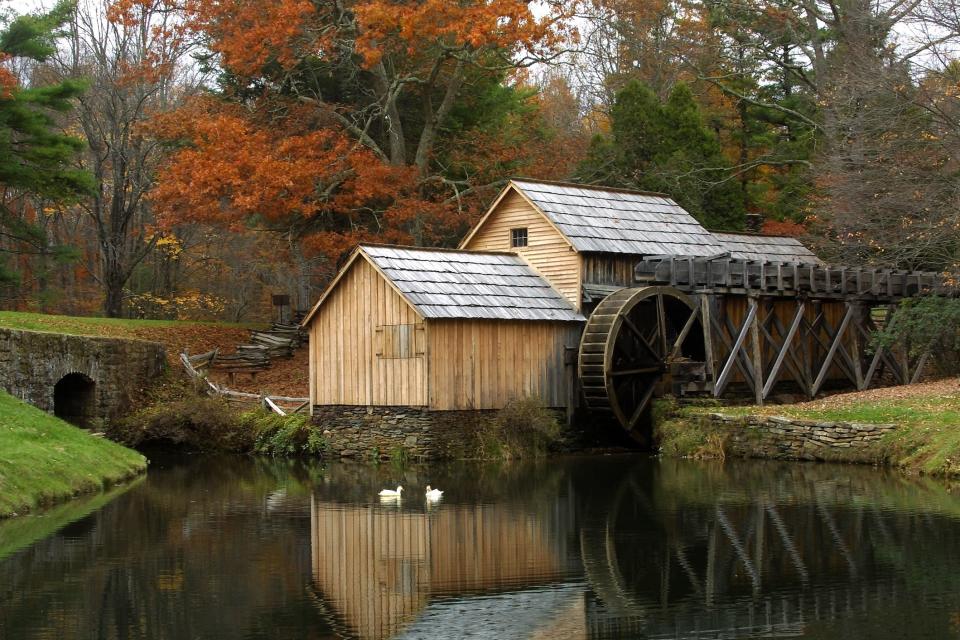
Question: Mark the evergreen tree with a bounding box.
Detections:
[579,80,745,230]
[0,1,92,286]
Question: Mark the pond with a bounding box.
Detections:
[1,453,959,639]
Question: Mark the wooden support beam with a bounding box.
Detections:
[669,305,702,360]
[710,298,757,387]
[805,311,859,387]
[749,298,764,404]
[700,295,716,381]
[720,300,758,385]
[762,301,806,400]
[848,303,865,389]
[820,310,860,387]
[656,293,668,356]
[767,308,811,394]
[714,299,759,397]
[852,311,905,387]
[812,304,855,396]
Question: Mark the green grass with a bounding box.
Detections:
[0,391,147,517]
[0,310,251,338]
[669,390,960,477]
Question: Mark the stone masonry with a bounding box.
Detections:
[311,404,575,460]
[707,413,897,461]
[311,405,497,460]
[0,328,166,424]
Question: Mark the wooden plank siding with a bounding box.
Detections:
[462,190,582,310]
[427,319,580,410]
[309,257,428,406]
[311,498,570,640]
[582,253,638,288]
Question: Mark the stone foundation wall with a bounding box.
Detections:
[311,404,571,460]
[0,328,166,423]
[707,413,897,461]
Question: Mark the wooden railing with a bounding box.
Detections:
[179,351,308,415]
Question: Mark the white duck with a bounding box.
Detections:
[378,485,403,498]
[425,485,444,501]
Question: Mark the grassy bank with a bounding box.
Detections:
[0,310,253,365]
[655,379,960,477]
[0,391,147,517]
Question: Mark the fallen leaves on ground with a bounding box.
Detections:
[753,378,960,416]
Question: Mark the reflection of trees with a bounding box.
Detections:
[0,456,331,640]
[573,458,960,639]
[2,455,960,640]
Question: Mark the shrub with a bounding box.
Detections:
[483,397,564,458]
[109,396,250,451]
[873,296,960,375]
[652,398,728,460]
[240,410,328,457]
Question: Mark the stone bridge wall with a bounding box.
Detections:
[0,328,166,424]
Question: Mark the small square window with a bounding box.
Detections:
[511,228,528,248]
[376,323,424,359]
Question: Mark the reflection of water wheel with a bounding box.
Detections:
[578,286,704,431]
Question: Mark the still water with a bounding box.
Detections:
[1,453,959,639]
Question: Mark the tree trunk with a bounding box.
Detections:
[103,270,125,317]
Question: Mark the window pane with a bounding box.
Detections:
[511,228,528,247]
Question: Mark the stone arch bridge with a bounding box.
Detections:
[0,328,166,427]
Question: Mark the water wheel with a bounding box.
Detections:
[578,286,704,432]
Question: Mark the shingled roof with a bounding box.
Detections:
[712,232,821,264]
[302,245,585,324]
[510,179,723,257]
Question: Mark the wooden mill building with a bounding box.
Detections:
[301,243,583,411]
[304,179,945,437]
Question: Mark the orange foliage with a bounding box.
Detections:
[178,0,578,75]
[0,55,17,99]
[353,0,577,67]
[149,97,455,263]
[178,0,316,74]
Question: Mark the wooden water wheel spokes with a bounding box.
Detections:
[579,286,702,432]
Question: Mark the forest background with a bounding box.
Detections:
[3,0,960,322]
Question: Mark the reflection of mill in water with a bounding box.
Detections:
[309,497,583,639]
[310,462,960,640]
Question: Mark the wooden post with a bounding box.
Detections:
[848,303,865,390]
[749,297,764,404]
[700,294,716,383]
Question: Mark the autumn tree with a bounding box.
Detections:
[146,0,584,306]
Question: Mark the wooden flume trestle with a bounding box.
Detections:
[578,256,952,431]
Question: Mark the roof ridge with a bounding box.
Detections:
[511,177,671,198]
[710,229,807,240]
[359,242,518,257]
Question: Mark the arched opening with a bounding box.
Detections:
[54,373,96,428]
